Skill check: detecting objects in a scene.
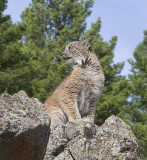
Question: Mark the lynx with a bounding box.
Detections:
[44,38,104,130]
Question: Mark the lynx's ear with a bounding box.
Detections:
[82,37,92,46]
[82,37,93,51]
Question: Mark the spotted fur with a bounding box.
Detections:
[44,38,105,130]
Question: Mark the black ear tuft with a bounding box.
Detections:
[82,37,93,47]
[87,45,92,51]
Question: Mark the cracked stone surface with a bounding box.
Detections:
[44,116,141,160]
[0,91,50,160]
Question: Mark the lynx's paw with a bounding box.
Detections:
[82,115,94,123]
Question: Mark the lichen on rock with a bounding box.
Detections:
[44,116,141,160]
[0,91,50,160]
[0,91,141,160]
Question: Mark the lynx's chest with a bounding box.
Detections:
[75,67,104,115]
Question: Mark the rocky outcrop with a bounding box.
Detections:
[45,116,141,160]
[0,91,141,160]
[0,91,50,160]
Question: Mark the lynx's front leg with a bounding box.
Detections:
[60,91,81,122]
[82,100,96,123]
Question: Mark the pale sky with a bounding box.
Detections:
[4,0,147,76]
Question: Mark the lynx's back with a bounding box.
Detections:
[44,38,104,130]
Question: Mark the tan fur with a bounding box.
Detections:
[44,38,105,130]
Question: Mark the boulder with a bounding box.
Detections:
[44,115,141,160]
[0,91,50,160]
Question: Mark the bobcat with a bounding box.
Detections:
[44,38,104,130]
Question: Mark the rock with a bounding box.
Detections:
[0,91,50,160]
[44,115,141,160]
[0,91,141,160]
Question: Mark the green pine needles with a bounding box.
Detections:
[0,0,146,158]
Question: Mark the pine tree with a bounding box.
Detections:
[0,0,9,23]
[0,0,29,94]
[127,31,147,159]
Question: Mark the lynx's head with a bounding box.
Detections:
[62,38,92,65]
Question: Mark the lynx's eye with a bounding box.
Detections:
[68,47,71,50]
